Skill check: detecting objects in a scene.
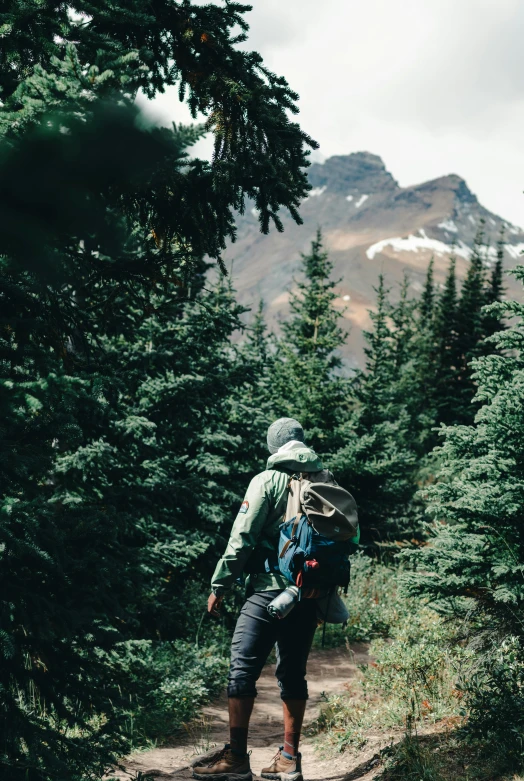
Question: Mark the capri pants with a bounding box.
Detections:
[227,590,318,701]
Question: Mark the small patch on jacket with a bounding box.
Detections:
[239,500,249,514]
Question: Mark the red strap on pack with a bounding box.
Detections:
[305,559,320,570]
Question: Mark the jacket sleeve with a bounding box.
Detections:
[211,473,271,593]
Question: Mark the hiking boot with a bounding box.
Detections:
[192,745,253,781]
[260,748,303,781]
[190,745,225,769]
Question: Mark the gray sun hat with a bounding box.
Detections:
[267,417,305,454]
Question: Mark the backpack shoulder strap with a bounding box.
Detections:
[279,474,309,559]
[283,473,303,524]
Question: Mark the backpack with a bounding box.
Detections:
[276,470,358,591]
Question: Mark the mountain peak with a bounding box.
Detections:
[414,173,478,205]
[309,151,399,196]
[225,151,524,367]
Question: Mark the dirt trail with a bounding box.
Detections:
[115,643,392,781]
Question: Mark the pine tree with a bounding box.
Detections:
[1,2,316,245]
[420,257,435,322]
[0,3,318,777]
[332,237,507,545]
[482,231,506,341]
[401,266,524,762]
[357,274,397,424]
[428,234,505,430]
[332,276,418,542]
[270,230,348,452]
[452,228,488,421]
[82,276,254,637]
[228,301,276,478]
[408,260,441,452]
[432,255,460,426]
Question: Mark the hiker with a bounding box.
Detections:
[192,418,358,781]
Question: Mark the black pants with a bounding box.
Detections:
[227,590,318,701]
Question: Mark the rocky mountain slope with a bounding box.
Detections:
[223,152,524,365]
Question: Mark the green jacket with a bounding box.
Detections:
[211,444,324,594]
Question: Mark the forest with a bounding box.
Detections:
[2,2,524,780]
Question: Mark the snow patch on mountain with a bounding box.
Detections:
[355,194,369,208]
[346,195,354,202]
[438,219,458,233]
[506,243,524,260]
[307,186,327,198]
[367,230,471,261]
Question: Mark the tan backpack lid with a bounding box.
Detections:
[284,470,359,542]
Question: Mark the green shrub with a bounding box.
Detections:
[460,635,524,770]
[378,732,443,781]
[363,605,464,727]
[375,730,523,781]
[113,637,230,746]
[313,559,464,753]
[314,553,414,648]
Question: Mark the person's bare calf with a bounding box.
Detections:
[228,696,255,756]
[260,699,306,781]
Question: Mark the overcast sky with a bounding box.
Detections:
[142,0,524,227]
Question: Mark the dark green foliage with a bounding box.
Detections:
[332,276,418,542]
[1,1,317,246]
[0,207,257,779]
[114,633,230,743]
[458,636,524,769]
[420,257,435,321]
[429,228,506,428]
[332,240,506,543]
[269,230,349,452]
[452,231,490,422]
[1,2,517,770]
[432,257,460,427]
[401,265,524,765]
[0,3,317,778]
[228,301,276,476]
[248,235,507,545]
[483,233,506,341]
[403,267,524,628]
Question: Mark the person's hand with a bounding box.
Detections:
[208,592,224,617]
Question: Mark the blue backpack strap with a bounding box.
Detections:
[279,513,302,559]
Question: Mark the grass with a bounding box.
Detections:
[312,555,466,754]
[376,730,524,781]
[312,554,524,779]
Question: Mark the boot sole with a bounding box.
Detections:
[260,773,303,781]
[192,772,253,781]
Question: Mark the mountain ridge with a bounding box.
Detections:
[223,152,524,365]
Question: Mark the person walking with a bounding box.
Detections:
[192,418,331,781]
